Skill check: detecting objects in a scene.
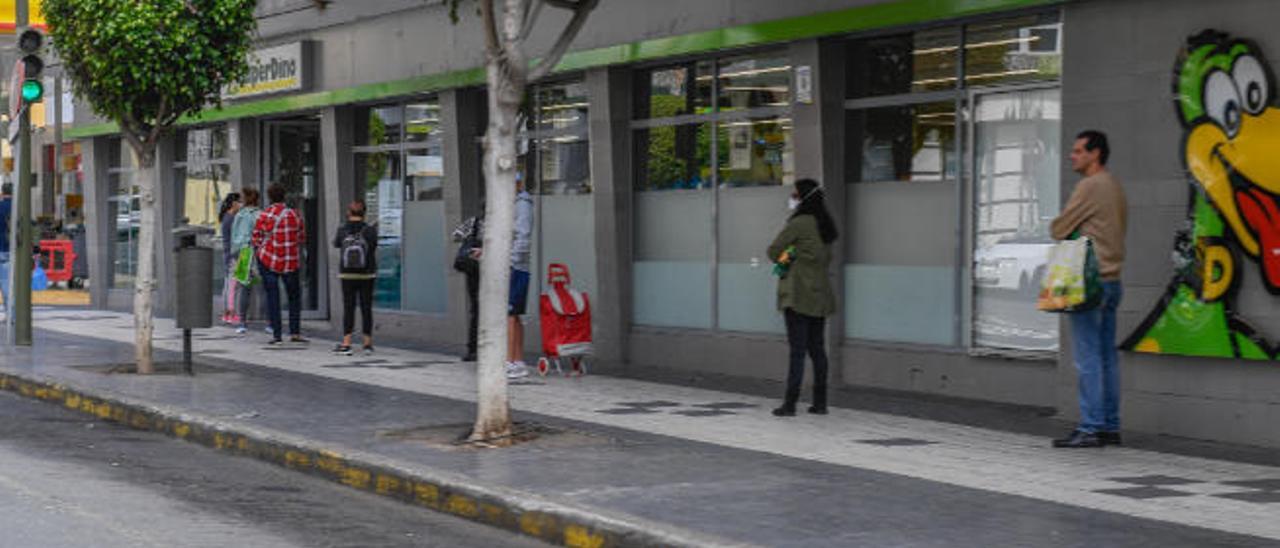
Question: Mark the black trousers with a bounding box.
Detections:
[341,278,374,337]
[783,308,829,409]
[465,270,479,354]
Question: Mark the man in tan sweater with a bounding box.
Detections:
[1049,130,1128,449]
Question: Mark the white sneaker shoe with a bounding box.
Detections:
[505,361,529,379]
[235,326,247,335]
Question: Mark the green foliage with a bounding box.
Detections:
[42,0,257,158]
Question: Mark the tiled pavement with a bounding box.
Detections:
[8,308,1280,546]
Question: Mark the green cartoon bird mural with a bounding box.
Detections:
[1123,30,1280,360]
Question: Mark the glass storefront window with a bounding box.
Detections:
[404,102,441,144]
[634,61,714,119]
[108,170,138,290]
[846,102,958,184]
[536,81,589,134]
[353,96,447,313]
[847,27,961,98]
[965,14,1062,87]
[175,126,233,288]
[972,88,1061,351]
[718,53,791,111]
[362,105,402,146]
[717,117,792,187]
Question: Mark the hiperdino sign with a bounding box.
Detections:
[223,42,310,100]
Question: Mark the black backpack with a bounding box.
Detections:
[340,226,370,270]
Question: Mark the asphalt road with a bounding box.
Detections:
[0,390,547,548]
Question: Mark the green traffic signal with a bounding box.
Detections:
[21,79,42,102]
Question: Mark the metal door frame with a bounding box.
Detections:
[260,116,328,321]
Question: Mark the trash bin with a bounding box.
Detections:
[173,224,215,330]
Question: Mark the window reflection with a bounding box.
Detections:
[846,103,957,183]
[717,53,791,110]
[847,28,960,98]
[634,123,714,191]
[717,117,792,187]
[634,61,714,119]
[536,81,589,133]
[965,14,1062,86]
[404,102,441,143]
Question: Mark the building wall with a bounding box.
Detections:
[1060,0,1280,447]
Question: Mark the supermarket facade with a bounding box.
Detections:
[52,0,1280,448]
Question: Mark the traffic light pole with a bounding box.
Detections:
[12,108,31,345]
[11,0,31,346]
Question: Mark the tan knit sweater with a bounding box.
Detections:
[1050,171,1128,281]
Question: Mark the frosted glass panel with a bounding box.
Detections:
[635,262,713,328]
[536,194,596,299]
[718,185,789,333]
[634,190,712,328]
[845,265,955,345]
[402,201,446,313]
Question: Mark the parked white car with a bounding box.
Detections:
[974,237,1054,295]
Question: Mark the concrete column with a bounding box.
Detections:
[789,38,847,384]
[586,67,633,368]
[320,106,354,327]
[81,137,110,309]
[154,134,177,317]
[440,88,485,346]
[229,119,260,195]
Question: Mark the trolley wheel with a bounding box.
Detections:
[571,357,585,377]
[537,357,551,376]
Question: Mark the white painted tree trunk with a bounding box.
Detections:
[471,22,526,443]
[132,148,157,375]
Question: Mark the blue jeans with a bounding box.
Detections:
[262,268,301,341]
[0,251,9,309]
[1069,281,1123,434]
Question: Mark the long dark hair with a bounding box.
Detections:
[219,192,241,222]
[791,178,838,244]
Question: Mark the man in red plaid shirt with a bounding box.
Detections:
[252,184,307,344]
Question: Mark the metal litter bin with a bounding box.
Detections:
[173,224,215,373]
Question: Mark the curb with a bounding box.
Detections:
[0,369,751,548]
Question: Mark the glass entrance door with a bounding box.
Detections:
[261,116,326,319]
[970,87,1061,351]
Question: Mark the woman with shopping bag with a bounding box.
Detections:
[767,178,838,417]
[229,187,263,335]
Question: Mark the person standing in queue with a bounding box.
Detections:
[332,200,378,356]
[768,178,838,417]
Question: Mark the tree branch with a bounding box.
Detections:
[526,0,597,82]
[517,0,542,42]
[480,0,501,56]
[146,96,170,150]
[119,112,148,161]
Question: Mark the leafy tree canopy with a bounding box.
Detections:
[42,0,257,162]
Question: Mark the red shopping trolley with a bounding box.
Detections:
[536,263,591,376]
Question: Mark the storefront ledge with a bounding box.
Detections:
[966,347,1058,363]
[630,325,787,344]
[843,339,1057,364]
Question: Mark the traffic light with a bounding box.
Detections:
[17,28,43,104]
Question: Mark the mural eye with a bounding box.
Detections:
[1205,71,1243,136]
[1232,55,1270,114]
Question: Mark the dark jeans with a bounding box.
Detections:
[782,309,829,410]
[341,278,374,337]
[262,268,301,340]
[465,271,479,354]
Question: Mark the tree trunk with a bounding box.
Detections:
[132,146,158,375]
[471,53,525,442]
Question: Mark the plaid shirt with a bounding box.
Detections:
[252,203,305,273]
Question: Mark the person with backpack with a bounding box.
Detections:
[332,200,377,355]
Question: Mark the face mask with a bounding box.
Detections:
[787,197,801,210]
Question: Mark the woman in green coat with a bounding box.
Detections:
[767,178,838,416]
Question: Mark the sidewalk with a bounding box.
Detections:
[2,308,1278,547]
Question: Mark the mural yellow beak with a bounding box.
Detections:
[1185,108,1280,255]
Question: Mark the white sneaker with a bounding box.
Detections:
[235,326,247,335]
[505,361,529,379]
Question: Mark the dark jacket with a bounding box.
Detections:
[767,214,836,318]
[333,220,378,278]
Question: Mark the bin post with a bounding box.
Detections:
[172,224,215,375]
